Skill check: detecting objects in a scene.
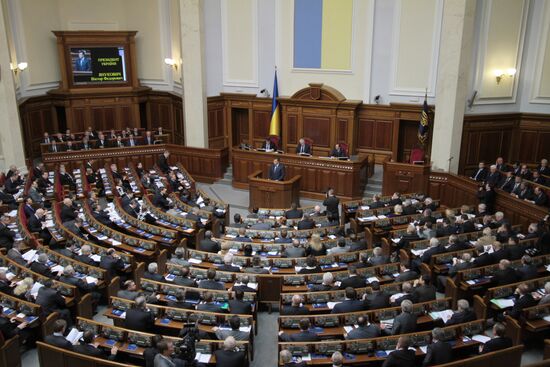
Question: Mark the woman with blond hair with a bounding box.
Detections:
[13,277,34,301]
[306,233,326,256]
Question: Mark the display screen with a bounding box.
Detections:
[70,46,127,85]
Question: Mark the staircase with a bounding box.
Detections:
[363,165,383,197]
[218,165,233,186]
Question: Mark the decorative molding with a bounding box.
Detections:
[7,0,31,96]
[221,0,259,88]
[530,0,550,104]
[362,0,375,103]
[67,21,119,30]
[473,0,529,105]
[388,0,443,98]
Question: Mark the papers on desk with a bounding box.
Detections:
[429,309,454,323]
[490,298,515,309]
[85,276,98,284]
[247,282,258,290]
[195,353,212,363]
[225,234,236,239]
[419,345,428,354]
[6,272,15,281]
[380,319,394,328]
[188,258,202,264]
[472,334,491,344]
[22,249,38,263]
[545,265,550,273]
[111,239,121,246]
[366,276,379,283]
[391,238,401,244]
[90,254,101,262]
[327,302,340,309]
[6,210,17,217]
[65,328,83,345]
[239,325,251,333]
[16,312,26,319]
[360,206,370,210]
[378,215,387,219]
[543,315,550,322]
[411,248,427,256]
[294,266,303,273]
[51,265,64,274]
[30,282,44,298]
[343,325,355,333]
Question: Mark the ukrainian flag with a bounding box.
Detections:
[293,0,353,70]
[269,70,280,137]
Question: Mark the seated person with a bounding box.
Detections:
[411,275,436,303]
[279,318,319,342]
[328,238,349,255]
[117,280,159,303]
[244,256,269,274]
[344,315,380,339]
[213,315,249,341]
[295,138,311,155]
[445,299,477,326]
[44,319,72,349]
[329,143,346,158]
[384,299,417,335]
[143,262,164,282]
[367,246,389,266]
[30,253,54,278]
[197,292,227,313]
[214,336,248,367]
[305,233,327,256]
[364,281,390,309]
[275,229,292,243]
[124,296,155,332]
[390,282,414,306]
[284,239,306,258]
[261,137,277,151]
[167,247,189,266]
[422,327,452,366]
[199,230,220,253]
[479,322,513,354]
[309,272,337,292]
[297,214,314,230]
[166,289,194,309]
[280,349,307,367]
[339,265,366,289]
[228,289,253,314]
[298,255,322,274]
[281,295,309,315]
[74,330,118,360]
[173,266,198,287]
[235,227,252,242]
[381,336,416,367]
[218,253,241,272]
[395,263,418,283]
[285,203,303,219]
[199,268,226,290]
[516,255,538,280]
[494,259,520,286]
[331,287,367,314]
[504,283,538,319]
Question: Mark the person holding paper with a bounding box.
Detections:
[344,315,380,339]
[479,322,512,354]
[44,319,73,350]
[504,283,538,319]
[445,299,477,326]
[213,315,249,341]
[59,265,101,306]
[381,336,416,367]
[74,330,119,360]
[36,280,72,327]
[261,137,277,151]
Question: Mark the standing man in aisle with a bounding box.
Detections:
[324,188,340,221]
[268,157,285,181]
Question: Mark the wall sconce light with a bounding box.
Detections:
[494,68,516,84]
[164,58,178,71]
[10,62,28,74]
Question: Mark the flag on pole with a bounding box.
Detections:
[268,70,280,137]
[418,91,430,146]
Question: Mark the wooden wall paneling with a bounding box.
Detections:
[302,115,331,148]
[252,110,271,145]
[357,118,375,149]
[286,114,298,146]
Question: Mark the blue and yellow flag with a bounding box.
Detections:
[418,92,430,146]
[269,70,280,137]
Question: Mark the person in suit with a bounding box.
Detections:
[486,165,501,187]
[144,262,164,282]
[275,229,292,243]
[331,287,367,314]
[412,275,436,303]
[298,255,322,274]
[285,203,303,219]
[214,315,250,341]
[387,300,417,335]
[499,171,515,193]
[328,238,349,255]
[364,281,390,309]
[280,349,307,367]
[153,188,171,211]
[198,231,220,253]
[0,188,17,210]
[214,336,248,367]
[345,316,381,339]
[124,296,155,332]
[36,280,72,326]
[218,253,241,273]
[284,239,306,258]
[243,256,269,275]
[199,268,225,290]
[438,252,473,292]
[268,157,285,181]
[281,295,309,315]
[23,197,37,219]
[153,340,178,367]
[7,241,27,266]
[60,198,77,224]
[158,151,170,174]
[228,289,253,314]
[470,162,488,182]
[143,335,163,367]
[295,138,311,154]
[398,225,421,249]
[30,253,54,278]
[422,327,452,366]
[197,292,227,313]
[329,143,346,158]
[100,248,125,279]
[478,183,496,214]
[446,299,477,326]
[420,238,445,264]
[0,216,16,250]
[446,234,470,252]
[76,245,99,267]
[28,208,52,245]
[505,283,538,319]
[75,50,91,71]
[279,318,320,342]
[382,336,416,367]
[309,272,337,292]
[143,130,155,145]
[96,133,109,148]
[473,244,495,267]
[516,255,538,280]
[529,187,548,207]
[323,188,340,221]
[480,322,513,354]
[532,171,547,186]
[395,263,419,283]
[339,265,366,289]
[297,214,315,230]
[494,259,520,286]
[59,265,101,305]
[165,288,194,310]
[235,227,252,242]
[44,319,73,350]
[261,137,277,151]
[74,330,119,360]
[491,241,510,263]
[390,282,414,307]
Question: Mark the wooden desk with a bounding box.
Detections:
[382,161,431,196]
[248,170,301,210]
[232,148,368,200]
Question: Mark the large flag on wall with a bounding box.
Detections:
[418,92,430,146]
[268,70,280,137]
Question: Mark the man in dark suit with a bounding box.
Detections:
[530,187,548,207]
[268,157,285,181]
[364,281,390,309]
[153,188,171,211]
[228,289,253,314]
[281,295,309,315]
[391,282,414,307]
[60,198,77,223]
[144,262,164,282]
[344,316,380,339]
[36,280,72,326]
[218,253,241,273]
[445,299,477,326]
[331,287,366,314]
[0,216,16,250]
[214,336,248,367]
[124,296,155,332]
[412,275,436,303]
[480,322,513,354]
[261,137,277,151]
[445,235,469,252]
[158,151,170,174]
[499,171,515,193]
[388,300,417,335]
[422,327,452,366]
[75,50,91,71]
[382,336,416,367]
[285,203,303,219]
[297,214,315,230]
[59,265,101,305]
[279,318,319,342]
[7,241,27,266]
[494,259,520,286]
[295,138,311,154]
[74,330,118,360]
[491,241,510,263]
[100,248,125,279]
[486,165,501,186]
[399,225,421,249]
[329,143,346,158]
[339,265,366,289]
[323,188,340,220]
[198,269,225,290]
[420,238,445,264]
[197,292,227,313]
[505,283,538,319]
[516,255,538,280]
[199,230,220,253]
[30,253,54,278]
[96,133,109,148]
[473,244,495,267]
[395,263,419,283]
[44,319,73,350]
[470,162,488,182]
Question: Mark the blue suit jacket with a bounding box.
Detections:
[268,163,285,181]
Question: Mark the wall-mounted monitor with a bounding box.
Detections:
[70,47,127,85]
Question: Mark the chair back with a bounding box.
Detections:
[410,147,425,164]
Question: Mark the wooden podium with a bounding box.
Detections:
[248,170,301,210]
[383,161,431,196]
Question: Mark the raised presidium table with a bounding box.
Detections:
[232,147,369,201]
[248,170,301,210]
